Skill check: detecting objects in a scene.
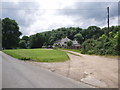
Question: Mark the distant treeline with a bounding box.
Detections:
[1,17,120,55]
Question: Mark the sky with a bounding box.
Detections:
[1,0,119,36]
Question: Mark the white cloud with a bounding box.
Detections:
[2,1,118,36]
[22,9,76,35]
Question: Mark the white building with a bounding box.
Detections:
[54,37,80,46]
[72,40,80,46]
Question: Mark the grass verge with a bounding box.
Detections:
[67,52,80,56]
[56,48,81,53]
[3,49,69,62]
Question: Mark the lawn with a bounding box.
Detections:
[3,49,69,62]
[57,48,81,53]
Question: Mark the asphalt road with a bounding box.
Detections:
[2,52,91,88]
[0,52,2,89]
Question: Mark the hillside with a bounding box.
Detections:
[21,26,120,56]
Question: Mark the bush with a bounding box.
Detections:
[87,50,95,55]
[81,39,97,54]
[67,41,73,46]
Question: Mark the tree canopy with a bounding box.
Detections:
[29,33,45,48]
[67,40,73,47]
[2,18,22,49]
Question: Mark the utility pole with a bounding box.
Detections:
[107,7,109,33]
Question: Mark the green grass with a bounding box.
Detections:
[3,49,69,62]
[57,48,81,53]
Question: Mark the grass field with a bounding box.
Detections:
[57,48,81,53]
[3,49,69,62]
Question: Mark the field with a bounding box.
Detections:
[3,49,69,62]
[57,48,81,53]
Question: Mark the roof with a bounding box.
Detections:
[54,37,80,46]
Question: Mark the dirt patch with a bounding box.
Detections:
[27,52,118,88]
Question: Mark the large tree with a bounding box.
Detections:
[29,33,45,48]
[2,18,22,49]
[67,40,73,47]
[19,40,26,49]
[21,36,29,48]
[74,33,83,44]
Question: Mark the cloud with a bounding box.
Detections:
[1,1,119,36]
[62,2,118,28]
[2,2,40,35]
[59,2,118,24]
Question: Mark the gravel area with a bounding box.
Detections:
[27,51,118,88]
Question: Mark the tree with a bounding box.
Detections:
[82,26,103,39]
[74,33,83,44]
[117,31,120,55]
[22,36,29,48]
[99,34,108,42]
[29,33,45,48]
[67,40,73,47]
[81,39,97,54]
[19,40,26,49]
[2,18,22,49]
[67,27,79,40]
[22,36,29,42]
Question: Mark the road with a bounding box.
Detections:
[0,52,2,89]
[1,52,91,88]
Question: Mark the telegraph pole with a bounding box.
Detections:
[107,7,109,33]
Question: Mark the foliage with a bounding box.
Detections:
[19,40,27,49]
[117,31,120,55]
[21,36,30,48]
[81,26,119,55]
[29,33,45,48]
[2,18,22,49]
[74,33,83,44]
[67,40,73,46]
[81,39,97,54]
